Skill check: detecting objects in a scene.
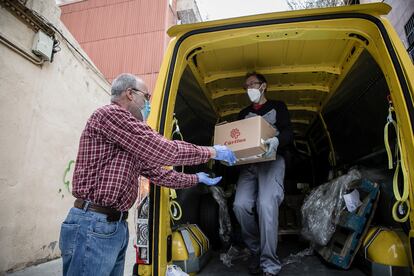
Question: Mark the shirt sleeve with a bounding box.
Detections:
[140,166,198,189]
[275,101,294,148]
[98,106,211,167]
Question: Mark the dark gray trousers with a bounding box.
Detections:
[233,156,285,274]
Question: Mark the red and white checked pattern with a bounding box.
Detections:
[72,103,210,211]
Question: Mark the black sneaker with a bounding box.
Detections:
[262,272,277,276]
[248,254,261,275]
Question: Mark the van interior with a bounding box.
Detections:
[167,15,409,275]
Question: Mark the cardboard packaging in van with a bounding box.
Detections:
[213,116,277,165]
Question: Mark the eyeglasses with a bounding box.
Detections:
[131,88,151,101]
[244,81,262,89]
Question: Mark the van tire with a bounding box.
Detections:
[199,194,221,249]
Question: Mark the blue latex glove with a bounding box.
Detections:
[196,172,222,186]
[213,145,237,165]
[263,137,279,158]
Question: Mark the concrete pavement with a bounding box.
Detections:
[6,238,136,276]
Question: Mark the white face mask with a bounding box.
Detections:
[247,84,263,103]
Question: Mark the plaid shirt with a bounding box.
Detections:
[72,103,211,211]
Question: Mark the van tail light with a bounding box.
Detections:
[135,177,151,264]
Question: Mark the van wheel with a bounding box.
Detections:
[199,194,221,249]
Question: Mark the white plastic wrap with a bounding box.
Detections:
[166,265,189,276]
[281,247,314,266]
[219,245,251,267]
[301,169,361,246]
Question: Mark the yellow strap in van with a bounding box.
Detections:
[384,104,410,222]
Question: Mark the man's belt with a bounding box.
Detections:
[74,198,128,222]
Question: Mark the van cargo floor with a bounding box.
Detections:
[197,237,366,276]
[197,254,366,275]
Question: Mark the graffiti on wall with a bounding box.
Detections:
[58,160,74,199]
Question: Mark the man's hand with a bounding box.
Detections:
[263,137,279,158]
[196,172,222,186]
[212,145,237,165]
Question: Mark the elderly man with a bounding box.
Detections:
[59,73,236,276]
[233,72,293,276]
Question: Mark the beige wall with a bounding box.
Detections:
[0,0,110,273]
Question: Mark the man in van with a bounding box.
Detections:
[59,73,237,276]
[233,72,294,276]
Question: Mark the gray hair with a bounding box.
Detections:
[111,73,137,100]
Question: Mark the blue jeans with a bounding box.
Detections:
[59,206,129,276]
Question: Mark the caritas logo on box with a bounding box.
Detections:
[224,128,246,145]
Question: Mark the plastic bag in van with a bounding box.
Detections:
[220,245,251,267]
[166,264,189,276]
[301,169,361,246]
[209,186,232,246]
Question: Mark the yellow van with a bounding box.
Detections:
[134,3,414,275]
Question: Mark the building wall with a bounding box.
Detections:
[0,0,110,273]
[383,0,414,50]
[361,0,414,49]
[60,0,178,90]
[177,0,202,23]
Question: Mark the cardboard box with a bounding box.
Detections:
[213,116,277,165]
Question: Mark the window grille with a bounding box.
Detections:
[404,13,414,61]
